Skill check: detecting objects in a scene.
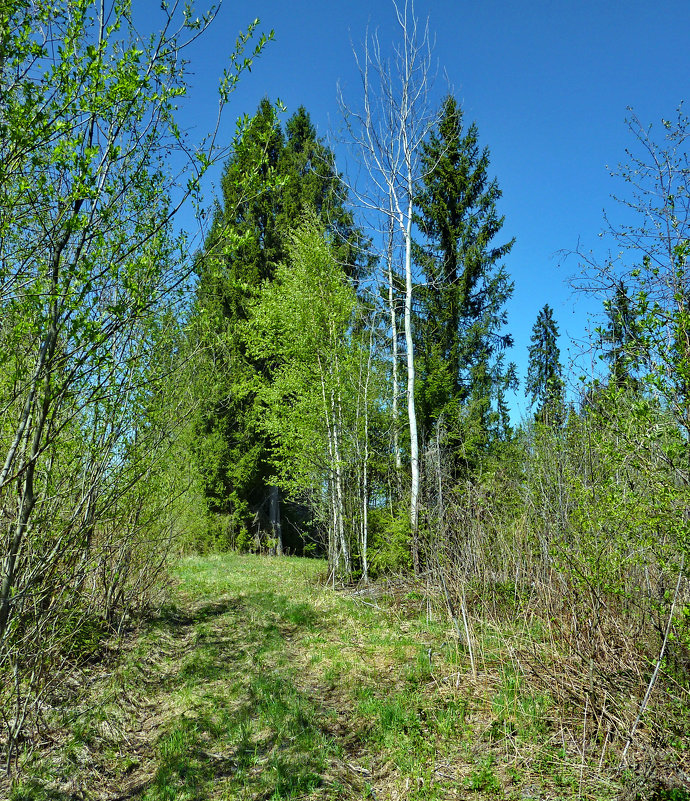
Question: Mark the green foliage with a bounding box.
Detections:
[246,213,374,575]
[190,101,368,550]
[367,508,413,575]
[526,303,564,424]
[0,0,271,771]
[414,95,516,470]
[570,112,690,624]
[520,382,690,707]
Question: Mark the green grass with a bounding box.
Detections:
[6,552,634,800]
[136,557,346,800]
[491,667,550,740]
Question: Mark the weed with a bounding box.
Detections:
[9,779,73,801]
[405,646,434,683]
[492,667,549,739]
[378,695,421,735]
[433,697,469,738]
[466,755,503,796]
[144,721,207,800]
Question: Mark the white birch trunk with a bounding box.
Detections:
[321,381,338,574]
[403,184,421,575]
[340,0,436,577]
[332,386,350,578]
[386,207,402,480]
[318,357,350,579]
[360,318,376,583]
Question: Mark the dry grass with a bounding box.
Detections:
[4,552,689,800]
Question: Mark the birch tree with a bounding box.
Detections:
[0,0,269,769]
[191,101,367,551]
[245,214,360,578]
[340,0,438,573]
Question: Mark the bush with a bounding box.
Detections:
[367,508,412,576]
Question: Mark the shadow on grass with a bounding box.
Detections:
[133,590,348,800]
[153,598,239,629]
[154,593,322,635]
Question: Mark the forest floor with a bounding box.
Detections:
[6,554,646,800]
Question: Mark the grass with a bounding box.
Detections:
[4,552,656,800]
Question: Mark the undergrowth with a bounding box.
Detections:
[4,553,688,800]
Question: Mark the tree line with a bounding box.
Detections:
[2,0,689,776]
[180,12,690,765]
[187,31,519,577]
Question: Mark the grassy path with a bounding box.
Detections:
[10,554,613,801]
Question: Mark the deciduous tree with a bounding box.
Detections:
[341,0,438,573]
[245,213,363,577]
[0,0,269,769]
[192,100,366,551]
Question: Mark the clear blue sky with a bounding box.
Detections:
[161,0,690,420]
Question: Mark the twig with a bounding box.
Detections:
[619,557,684,768]
[459,593,476,679]
[579,693,588,799]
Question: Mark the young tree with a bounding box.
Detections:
[341,0,438,573]
[245,213,361,577]
[526,303,564,424]
[600,279,639,388]
[0,0,270,768]
[578,107,690,461]
[414,95,516,467]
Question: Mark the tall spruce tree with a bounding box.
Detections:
[526,303,564,424]
[279,108,370,280]
[192,100,366,549]
[414,95,516,468]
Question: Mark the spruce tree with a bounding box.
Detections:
[601,279,639,388]
[526,303,564,424]
[192,100,366,549]
[414,95,516,468]
[279,108,369,281]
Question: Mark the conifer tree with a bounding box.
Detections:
[414,95,516,467]
[601,279,639,388]
[192,99,281,546]
[526,303,564,424]
[192,100,365,549]
[279,108,370,280]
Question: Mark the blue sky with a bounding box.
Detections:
[163,0,690,420]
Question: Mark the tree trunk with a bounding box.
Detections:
[403,188,421,576]
[332,387,350,578]
[268,484,283,556]
[0,287,60,640]
[360,317,375,584]
[318,359,348,579]
[386,203,403,491]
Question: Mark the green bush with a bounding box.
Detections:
[367,508,412,576]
